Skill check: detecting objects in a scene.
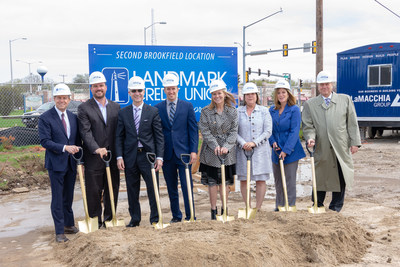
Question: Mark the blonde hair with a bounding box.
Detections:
[273,88,296,109]
[208,90,236,110]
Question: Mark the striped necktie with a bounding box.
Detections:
[134,107,140,133]
[169,102,175,125]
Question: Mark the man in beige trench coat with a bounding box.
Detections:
[302,70,361,212]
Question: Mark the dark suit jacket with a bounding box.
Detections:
[38,107,81,172]
[155,99,198,160]
[115,103,164,169]
[78,98,120,170]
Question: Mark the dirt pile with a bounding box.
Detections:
[55,210,371,266]
[0,153,48,192]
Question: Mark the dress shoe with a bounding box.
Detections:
[170,218,182,223]
[56,234,69,243]
[211,209,217,220]
[64,226,79,234]
[126,221,140,228]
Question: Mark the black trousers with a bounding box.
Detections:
[312,160,346,212]
[125,150,159,225]
[85,166,120,225]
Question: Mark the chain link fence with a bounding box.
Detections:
[0,83,89,148]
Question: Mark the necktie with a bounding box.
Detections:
[134,107,140,133]
[61,113,67,134]
[325,98,331,106]
[169,102,175,125]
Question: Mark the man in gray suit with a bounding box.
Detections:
[116,76,164,227]
[78,71,121,227]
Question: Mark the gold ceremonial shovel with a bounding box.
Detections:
[274,148,297,212]
[72,148,98,233]
[216,152,235,223]
[180,154,197,222]
[306,144,326,214]
[238,149,257,220]
[146,152,169,229]
[102,150,125,228]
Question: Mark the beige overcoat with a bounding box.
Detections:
[302,92,361,191]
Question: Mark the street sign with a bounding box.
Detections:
[88,44,238,120]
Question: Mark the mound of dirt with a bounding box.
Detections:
[55,210,372,266]
[0,154,48,192]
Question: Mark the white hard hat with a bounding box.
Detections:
[242,82,258,95]
[89,71,107,85]
[53,83,71,96]
[274,79,291,90]
[209,79,227,93]
[128,76,145,90]
[162,73,179,87]
[316,71,334,83]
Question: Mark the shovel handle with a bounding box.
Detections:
[243,148,254,160]
[180,154,191,167]
[100,150,112,167]
[305,140,316,157]
[217,150,229,165]
[273,146,281,158]
[71,147,83,164]
[146,152,156,168]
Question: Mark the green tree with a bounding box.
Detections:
[73,74,89,83]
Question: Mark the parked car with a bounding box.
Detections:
[22,100,82,128]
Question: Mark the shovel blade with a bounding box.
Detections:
[152,221,170,229]
[78,216,99,234]
[216,214,235,223]
[183,218,199,223]
[238,208,257,220]
[278,205,297,212]
[308,205,326,214]
[105,219,125,228]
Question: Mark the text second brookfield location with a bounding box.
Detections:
[116,51,216,61]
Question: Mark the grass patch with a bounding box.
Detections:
[0,110,24,127]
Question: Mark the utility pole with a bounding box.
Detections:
[59,74,67,83]
[316,0,323,97]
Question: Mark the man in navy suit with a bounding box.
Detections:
[116,76,164,227]
[38,84,81,242]
[155,73,198,222]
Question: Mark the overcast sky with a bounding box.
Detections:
[1,0,399,84]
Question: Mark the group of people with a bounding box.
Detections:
[38,69,361,243]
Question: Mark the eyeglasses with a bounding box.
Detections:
[130,89,144,93]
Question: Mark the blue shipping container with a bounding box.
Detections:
[337,42,400,131]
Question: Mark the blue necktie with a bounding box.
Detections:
[325,98,331,106]
[169,102,175,125]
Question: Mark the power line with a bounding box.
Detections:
[374,0,400,19]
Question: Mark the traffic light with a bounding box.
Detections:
[238,74,240,84]
[267,70,270,77]
[299,79,303,87]
[248,67,252,74]
[258,69,261,76]
[245,71,249,82]
[312,41,317,54]
[283,44,288,57]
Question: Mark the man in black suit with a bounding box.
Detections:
[38,84,81,242]
[116,76,164,227]
[77,71,120,228]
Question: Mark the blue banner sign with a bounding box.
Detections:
[88,44,238,120]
